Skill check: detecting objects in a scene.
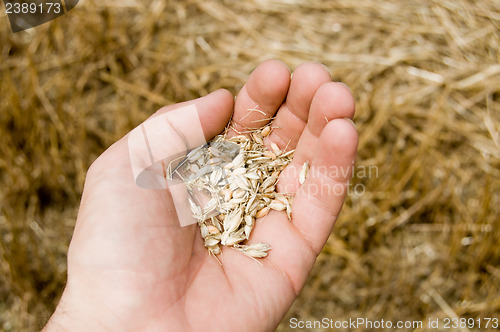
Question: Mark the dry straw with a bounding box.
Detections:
[0,0,499,330]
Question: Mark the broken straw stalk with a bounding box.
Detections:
[166,124,309,262]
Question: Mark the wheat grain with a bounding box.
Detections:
[299,161,309,185]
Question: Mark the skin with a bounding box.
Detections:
[44,60,358,332]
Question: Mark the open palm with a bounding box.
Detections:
[45,61,357,332]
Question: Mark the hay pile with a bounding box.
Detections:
[0,0,499,330]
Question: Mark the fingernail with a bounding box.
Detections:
[342,117,356,128]
[319,63,333,79]
[336,81,352,94]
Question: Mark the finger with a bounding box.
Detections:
[292,118,358,254]
[147,89,234,144]
[229,60,290,135]
[278,82,355,194]
[294,82,355,164]
[230,119,357,296]
[265,62,332,150]
[94,89,234,171]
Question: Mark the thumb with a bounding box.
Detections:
[127,89,234,190]
[77,89,234,230]
[88,89,235,181]
[72,89,234,265]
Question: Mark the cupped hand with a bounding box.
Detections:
[44,60,357,332]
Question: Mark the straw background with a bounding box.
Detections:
[1,0,499,330]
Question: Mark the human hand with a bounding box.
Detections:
[44,60,357,332]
